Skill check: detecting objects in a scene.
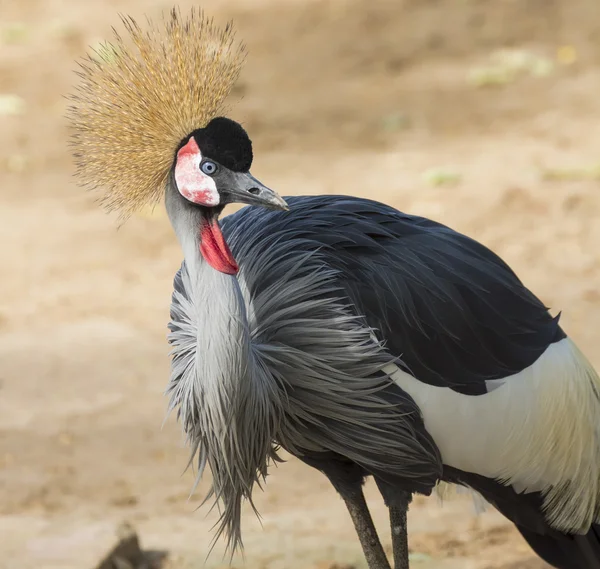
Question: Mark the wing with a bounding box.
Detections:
[222,195,600,534]
[223,194,564,396]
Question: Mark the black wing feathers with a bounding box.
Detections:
[222,195,564,396]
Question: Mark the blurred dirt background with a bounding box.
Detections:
[2,0,600,568]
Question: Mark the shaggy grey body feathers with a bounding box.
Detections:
[167,198,443,550]
[166,194,569,554]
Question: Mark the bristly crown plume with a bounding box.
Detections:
[66,8,246,217]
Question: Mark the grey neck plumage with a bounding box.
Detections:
[165,188,277,551]
[166,192,251,417]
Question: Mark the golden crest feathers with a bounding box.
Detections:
[66,8,246,216]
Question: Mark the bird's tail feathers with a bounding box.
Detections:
[516,522,600,569]
[444,467,600,569]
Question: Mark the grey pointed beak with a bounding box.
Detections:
[222,172,289,211]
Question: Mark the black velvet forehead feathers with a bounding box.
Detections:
[188,117,253,172]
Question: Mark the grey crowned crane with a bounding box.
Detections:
[67,9,600,569]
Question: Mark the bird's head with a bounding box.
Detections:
[169,116,287,274]
[66,8,287,274]
[173,116,287,212]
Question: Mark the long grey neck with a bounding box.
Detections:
[185,245,251,388]
[166,194,251,398]
[165,188,277,549]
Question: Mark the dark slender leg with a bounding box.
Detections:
[389,503,409,569]
[296,454,391,569]
[340,485,392,569]
[374,479,411,569]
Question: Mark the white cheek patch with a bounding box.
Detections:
[174,139,220,207]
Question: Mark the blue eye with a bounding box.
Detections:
[200,160,218,175]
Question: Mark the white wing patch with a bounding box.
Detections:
[384,338,600,534]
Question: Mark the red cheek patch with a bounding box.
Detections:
[174,138,220,207]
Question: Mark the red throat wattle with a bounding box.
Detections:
[200,218,239,275]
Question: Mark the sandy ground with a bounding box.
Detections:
[2,0,600,567]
